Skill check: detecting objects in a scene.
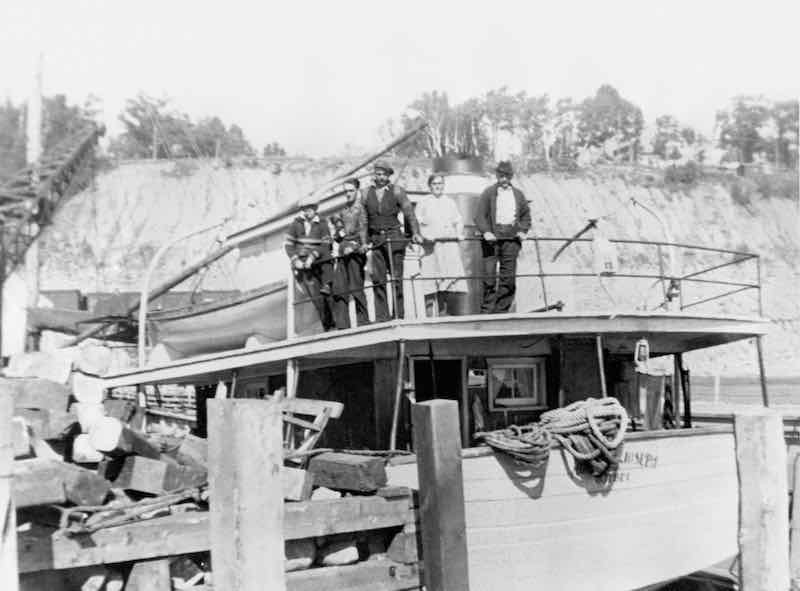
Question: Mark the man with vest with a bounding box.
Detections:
[474,160,531,313]
[284,200,335,330]
[363,162,423,321]
[329,178,370,329]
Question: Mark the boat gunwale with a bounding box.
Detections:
[387,424,735,466]
[148,281,286,321]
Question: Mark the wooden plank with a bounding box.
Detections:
[12,417,31,457]
[284,495,412,539]
[792,455,800,585]
[735,409,790,591]
[412,400,469,591]
[125,558,171,591]
[88,417,161,458]
[307,452,387,492]
[0,378,70,412]
[18,495,415,574]
[0,390,19,591]
[282,466,314,501]
[113,455,207,495]
[286,559,421,591]
[17,514,209,573]
[283,397,344,419]
[13,458,111,507]
[176,433,208,467]
[208,399,285,591]
[14,408,77,440]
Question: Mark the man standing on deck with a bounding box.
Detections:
[284,200,335,330]
[329,178,370,329]
[363,161,423,321]
[474,160,531,313]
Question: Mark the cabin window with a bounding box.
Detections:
[487,357,547,411]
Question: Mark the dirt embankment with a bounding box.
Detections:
[38,159,800,377]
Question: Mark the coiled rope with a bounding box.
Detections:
[475,397,629,476]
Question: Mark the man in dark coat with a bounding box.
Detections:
[362,161,423,321]
[474,160,531,313]
[284,200,335,330]
[329,178,370,329]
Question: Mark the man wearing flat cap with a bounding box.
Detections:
[284,199,335,330]
[363,161,423,321]
[474,160,531,313]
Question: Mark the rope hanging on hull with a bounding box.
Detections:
[475,397,629,476]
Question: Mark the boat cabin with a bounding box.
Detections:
[100,157,768,450]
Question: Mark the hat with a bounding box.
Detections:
[373,161,394,175]
[495,161,514,176]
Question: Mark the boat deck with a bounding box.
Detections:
[100,310,768,389]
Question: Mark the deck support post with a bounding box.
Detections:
[389,340,406,451]
[412,399,469,591]
[595,335,607,397]
[755,336,769,407]
[208,399,285,591]
[734,409,789,591]
[0,391,18,591]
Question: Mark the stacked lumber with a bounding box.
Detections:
[5,367,422,589]
[2,372,210,591]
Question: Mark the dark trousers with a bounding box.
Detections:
[295,262,334,330]
[331,253,369,329]
[370,241,406,321]
[481,239,520,313]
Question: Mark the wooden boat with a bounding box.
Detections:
[97,156,770,590]
[147,281,322,357]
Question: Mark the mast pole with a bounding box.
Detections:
[23,53,43,352]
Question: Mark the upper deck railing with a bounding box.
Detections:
[290,234,762,327]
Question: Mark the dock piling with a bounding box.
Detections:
[735,409,790,590]
[0,391,18,591]
[412,399,469,591]
[208,399,285,591]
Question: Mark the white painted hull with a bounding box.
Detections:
[387,428,738,591]
[148,283,322,357]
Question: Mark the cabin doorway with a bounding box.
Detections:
[411,357,469,446]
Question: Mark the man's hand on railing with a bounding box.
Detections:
[483,231,497,242]
[412,233,424,245]
[516,231,528,242]
[292,257,304,270]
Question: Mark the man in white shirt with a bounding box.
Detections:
[474,161,532,313]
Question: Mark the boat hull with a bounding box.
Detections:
[148,283,322,357]
[387,428,738,591]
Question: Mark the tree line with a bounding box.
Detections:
[0,93,287,180]
[383,85,798,170]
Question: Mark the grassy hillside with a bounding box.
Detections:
[38,158,799,377]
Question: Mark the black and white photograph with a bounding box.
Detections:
[0,1,798,589]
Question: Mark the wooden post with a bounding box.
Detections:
[208,399,285,591]
[790,455,800,585]
[412,399,469,591]
[0,391,18,591]
[734,409,789,590]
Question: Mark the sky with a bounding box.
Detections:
[0,0,798,157]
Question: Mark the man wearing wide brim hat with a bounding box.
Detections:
[284,198,335,330]
[474,160,531,313]
[362,160,423,321]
